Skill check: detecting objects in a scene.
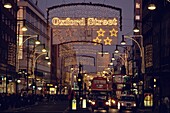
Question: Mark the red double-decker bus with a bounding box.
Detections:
[91,77,108,91]
[89,77,110,112]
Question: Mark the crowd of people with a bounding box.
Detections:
[0,93,43,111]
[0,93,68,112]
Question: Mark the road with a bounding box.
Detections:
[2,100,154,113]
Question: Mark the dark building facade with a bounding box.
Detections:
[142,0,170,111]
[0,0,18,93]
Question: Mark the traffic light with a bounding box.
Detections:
[77,73,83,89]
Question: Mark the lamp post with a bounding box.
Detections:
[121,34,145,107]
[32,52,49,94]
[70,67,79,89]
[121,35,145,74]
[113,45,134,75]
[17,34,40,93]
[17,35,40,71]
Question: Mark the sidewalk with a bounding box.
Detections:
[137,108,156,113]
[1,102,43,112]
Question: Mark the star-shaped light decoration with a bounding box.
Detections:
[109,28,118,37]
[54,29,62,37]
[112,18,118,26]
[104,37,112,45]
[93,37,102,45]
[65,28,74,37]
[97,28,105,37]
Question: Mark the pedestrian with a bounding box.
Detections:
[164,97,170,113]
[161,97,170,113]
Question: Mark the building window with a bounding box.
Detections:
[136,3,140,9]
[135,15,140,20]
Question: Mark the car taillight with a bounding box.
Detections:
[112,99,116,104]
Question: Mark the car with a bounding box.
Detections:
[90,92,109,113]
[118,94,137,112]
[108,95,118,108]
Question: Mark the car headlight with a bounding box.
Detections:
[133,103,136,107]
[118,102,120,109]
[92,101,95,105]
[121,103,124,106]
[105,101,109,105]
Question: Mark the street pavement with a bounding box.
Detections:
[2,100,69,113]
[2,100,155,113]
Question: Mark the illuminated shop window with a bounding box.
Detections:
[135,15,140,20]
[136,3,140,9]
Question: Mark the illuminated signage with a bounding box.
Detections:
[52,17,118,26]
[87,18,118,26]
[52,17,119,46]
[52,17,85,26]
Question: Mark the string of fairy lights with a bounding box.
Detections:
[48,3,121,68]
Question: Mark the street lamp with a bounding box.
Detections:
[32,51,50,94]
[109,61,114,66]
[133,23,140,33]
[4,2,12,9]
[47,60,51,65]
[114,45,119,53]
[41,44,47,53]
[148,1,156,11]
[111,53,115,61]
[20,20,28,32]
[45,52,50,60]
[120,35,126,45]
